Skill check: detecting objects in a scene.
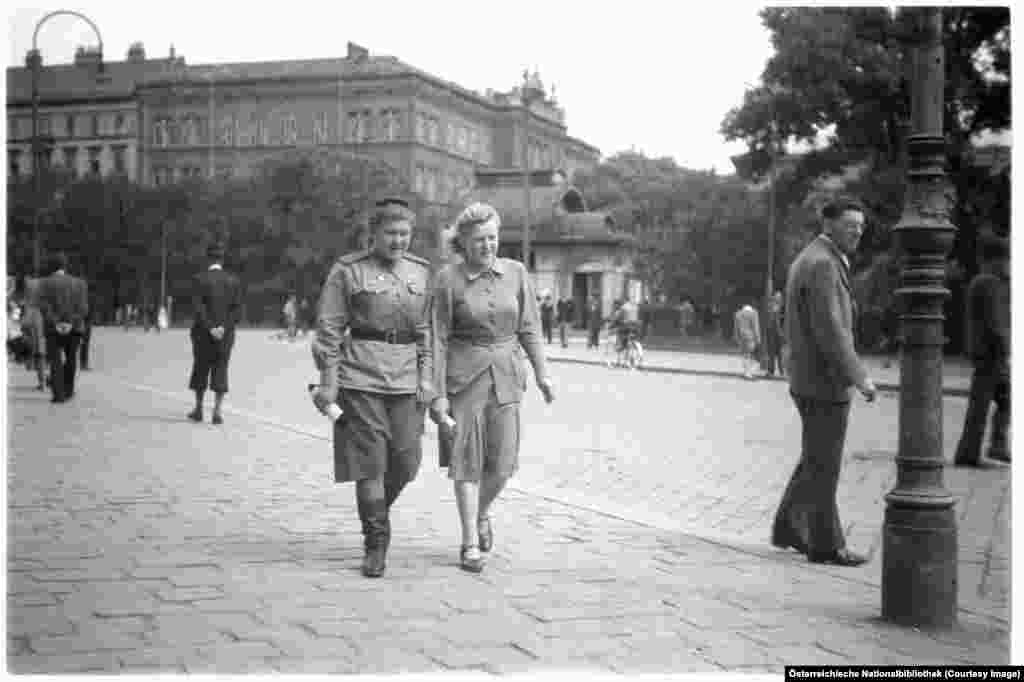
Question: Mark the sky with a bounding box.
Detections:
[6,2,774,172]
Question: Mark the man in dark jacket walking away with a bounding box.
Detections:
[188,242,243,425]
[954,232,1010,467]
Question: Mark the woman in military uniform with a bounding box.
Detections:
[312,197,433,578]
[429,203,555,573]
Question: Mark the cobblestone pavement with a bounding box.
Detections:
[6,329,1010,672]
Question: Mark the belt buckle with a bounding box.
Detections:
[384,329,398,344]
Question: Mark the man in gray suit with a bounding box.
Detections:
[38,252,89,403]
[771,197,876,567]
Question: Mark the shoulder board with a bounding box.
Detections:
[337,250,372,265]
[403,253,431,267]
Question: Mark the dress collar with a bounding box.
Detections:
[463,258,505,281]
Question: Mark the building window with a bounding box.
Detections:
[179,116,195,146]
[9,150,22,178]
[88,146,102,175]
[219,116,234,146]
[281,115,298,145]
[115,114,125,134]
[153,166,171,186]
[63,147,78,175]
[217,165,233,180]
[154,119,169,147]
[414,164,426,195]
[39,116,51,137]
[313,111,329,144]
[66,114,75,138]
[380,109,399,142]
[7,117,15,141]
[91,114,100,138]
[112,145,127,174]
[254,116,267,146]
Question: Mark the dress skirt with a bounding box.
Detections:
[439,367,521,482]
[333,389,424,483]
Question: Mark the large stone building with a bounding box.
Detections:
[6,43,170,180]
[8,42,599,192]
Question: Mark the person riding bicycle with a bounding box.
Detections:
[612,298,641,353]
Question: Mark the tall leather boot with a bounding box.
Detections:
[356,495,389,578]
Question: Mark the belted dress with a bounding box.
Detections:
[430,257,547,481]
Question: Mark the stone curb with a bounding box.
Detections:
[546,356,970,398]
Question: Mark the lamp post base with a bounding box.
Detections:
[882,503,958,628]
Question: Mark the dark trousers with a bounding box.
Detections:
[762,333,784,376]
[772,394,850,557]
[955,366,1010,464]
[79,323,92,369]
[46,329,81,401]
[188,327,234,394]
[559,322,569,348]
[542,319,553,344]
[588,326,601,349]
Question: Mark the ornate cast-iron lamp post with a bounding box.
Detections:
[882,6,958,628]
[30,10,104,275]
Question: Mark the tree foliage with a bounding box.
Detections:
[7,150,410,324]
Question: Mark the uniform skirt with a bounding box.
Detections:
[334,390,424,483]
[439,367,521,482]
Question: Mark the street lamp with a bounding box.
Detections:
[882,6,958,628]
[30,9,104,275]
[520,70,544,271]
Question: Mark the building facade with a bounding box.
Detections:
[8,42,599,195]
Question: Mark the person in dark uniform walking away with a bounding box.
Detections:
[38,252,89,403]
[556,296,574,348]
[430,202,555,573]
[771,197,876,567]
[587,293,602,349]
[311,197,434,578]
[540,293,555,344]
[188,242,243,425]
[954,232,1010,467]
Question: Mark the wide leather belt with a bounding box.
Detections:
[450,335,517,348]
[350,328,417,345]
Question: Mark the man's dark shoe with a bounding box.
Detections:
[212,412,224,425]
[771,539,807,554]
[953,457,980,468]
[50,396,66,404]
[987,449,1010,464]
[187,409,203,422]
[809,549,868,567]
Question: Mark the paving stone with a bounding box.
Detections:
[156,585,225,602]
[274,657,359,673]
[8,651,121,673]
[7,606,76,637]
[10,592,60,607]
[29,631,147,655]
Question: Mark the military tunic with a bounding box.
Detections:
[312,250,433,483]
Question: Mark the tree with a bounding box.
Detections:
[721,6,1010,351]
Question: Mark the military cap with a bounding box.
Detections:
[370,195,415,228]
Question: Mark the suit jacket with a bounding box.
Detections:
[785,235,867,402]
[192,267,243,332]
[964,270,1010,373]
[38,272,89,332]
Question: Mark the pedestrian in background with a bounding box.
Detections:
[283,295,298,341]
[954,232,1010,467]
[733,302,762,380]
[430,202,554,573]
[312,197,433,579]
[187,242,243,425]
[540,293,555,344]
[762,290,785,377]
[21,277,47,390]
[772,196,876,567]
[79,292,93,369]
[587,294,602,349]
[679,299,695,339]
[38,252,89,404]
[556,296,574,348]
